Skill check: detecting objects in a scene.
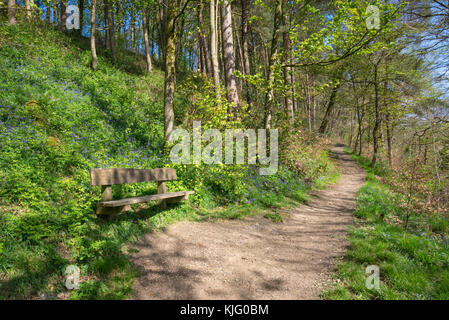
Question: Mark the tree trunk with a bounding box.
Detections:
[156,0,167,65]
[46,2,51,23]
[60,1,67,31]
[104,0,110,49]
[53,1,58,25]
[319,71,343,134]
[104,0,116,60]
[197,0,211,76]
[79,0,84,35]
[131,7,136,53]
[164,2,180,144]
[386,114,393,167]
[241,0,252,107]
[372,63,380,167]
[90,0,98,70]
[143,11,153,73]
[8,0,16,25]
[264,0,282,129]
[25,0,33,19]
[221,0,239,111]
[281,0,294,127]
[210,0,221,94]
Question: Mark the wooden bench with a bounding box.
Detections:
[90,168,194,216]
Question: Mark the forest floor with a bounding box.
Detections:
[130,146,366,299]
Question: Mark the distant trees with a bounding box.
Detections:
[5,0,447,176]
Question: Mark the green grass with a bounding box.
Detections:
[322,148,449,300]
[0,21,340,300]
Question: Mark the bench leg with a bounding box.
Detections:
[96,185,131,216]
[157,181,167,209]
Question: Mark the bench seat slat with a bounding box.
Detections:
[99,191,195,207]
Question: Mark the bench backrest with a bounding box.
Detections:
[90,168,177,186]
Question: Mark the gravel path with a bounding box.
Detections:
[130,145,366,299]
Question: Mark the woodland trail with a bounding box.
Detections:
[130,145,366,299]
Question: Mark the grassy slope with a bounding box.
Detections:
[323,148,449,300]
[0,22,339,299]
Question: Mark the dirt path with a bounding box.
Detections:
[130,145,366,299]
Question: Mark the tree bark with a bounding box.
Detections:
[371,62,380,167]
[319,71,343,134]
[197,0,211,76]
[264,0,282,129]
[90,0,98,70]
[210,0,221,94]
[282,0,294,127]
[25,0,33,19]
[104,0,110,50]
[131,6,136,53]
[104,0,116,60]
[53,1,58,25]
[156,0,167,65]
[8,0,16,25]
[60,1,67,31]
[46,1,51,23]
[221,0,239,111]
[143,11,153,73]
[164,2,180,144]
[79,0,84,35]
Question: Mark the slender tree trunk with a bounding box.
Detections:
[25,0,33,19]
[143,11,153,73]
[372,63,380,167]
[281,0,294,127]
[46,2,51,23]
[109,2,116,60]
[221,0,239,111]
[78,0,84,35]
[104,0,116,60]
[131,7,136,53]
[104,0,111,50]
[60,1,67,31]
[90,0,98,70]
[210,0,221,94]
[241,0,251,76]
[198,40,204,73]
[264,0,282,129]
[291,66,297,116]
[157,0,167,65]
[197,0,211,76]
[8,0,16,25]
[241,0,252,107]
[386,114,393,167]
[319,71,343,134]
[164,2,180,144]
